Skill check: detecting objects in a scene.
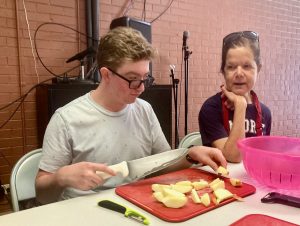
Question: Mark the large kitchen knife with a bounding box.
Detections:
[96,148,189,182]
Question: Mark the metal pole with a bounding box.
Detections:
[183,46,192,135]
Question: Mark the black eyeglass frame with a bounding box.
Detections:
[107,67,155,89]
[223,31,259,47]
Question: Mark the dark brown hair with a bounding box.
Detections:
[220,32,261,74]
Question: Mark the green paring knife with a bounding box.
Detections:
[98,200,150,225]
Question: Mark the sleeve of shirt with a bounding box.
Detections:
[39,111,73,172]
[199,94,228,146]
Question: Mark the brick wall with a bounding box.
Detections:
[1,0,300,183]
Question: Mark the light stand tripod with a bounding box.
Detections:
[170,65,180,147]
[183,37,192,135]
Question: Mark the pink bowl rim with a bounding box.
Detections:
[237,136,300,159]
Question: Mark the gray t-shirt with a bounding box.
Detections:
[39,92,170,200]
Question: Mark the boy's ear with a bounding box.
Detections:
[99,67,109,79]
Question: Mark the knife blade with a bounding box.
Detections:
[96,148,189,181]
[98,200,150,225]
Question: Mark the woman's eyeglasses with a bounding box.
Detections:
[223,31,259,47]
[107,68,155,89]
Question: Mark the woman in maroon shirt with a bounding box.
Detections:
[199,31,272,163]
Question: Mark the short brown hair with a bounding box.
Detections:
[220,32,261,74]
[97,27,156,71]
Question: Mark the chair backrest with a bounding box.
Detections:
[10,149,42,211]
[178,132,202,148]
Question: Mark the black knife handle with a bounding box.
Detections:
[261,192,300,208]
[98,200,126,214]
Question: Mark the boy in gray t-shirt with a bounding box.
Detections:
[35,27,227,204]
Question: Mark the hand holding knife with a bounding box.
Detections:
[96,148,190,181]
[98,200,150,225]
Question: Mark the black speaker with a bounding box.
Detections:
[36,84,172,147]
[110,16,151,43]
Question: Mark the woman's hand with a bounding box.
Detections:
[220,85,247,110]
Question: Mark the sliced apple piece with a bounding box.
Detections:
[96,161,129,179]
[191,189,201,204]
[214,188,233,204]
[209,178,221,186]
[192,179,209,190]
[210,179,225,191]
[217,166,229,176]
[151,184,171,192]
[200,193,211,207]
[153,191,164,202]
[175,180,192,186]
[171,184,193,194]
[162,188,185,197]
[230,178,243,187]
[162,196,188,208]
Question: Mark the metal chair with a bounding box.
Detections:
[10,149,42,211]
[178,132,202,148]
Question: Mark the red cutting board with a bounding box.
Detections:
[230,214,299,226]
[115,168,256,222]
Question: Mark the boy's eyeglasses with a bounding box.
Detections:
[223,31,259,47]
[107,68,154,89]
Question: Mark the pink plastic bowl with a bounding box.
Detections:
[237,136,300,190]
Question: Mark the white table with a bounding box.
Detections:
[1,163,299,226]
